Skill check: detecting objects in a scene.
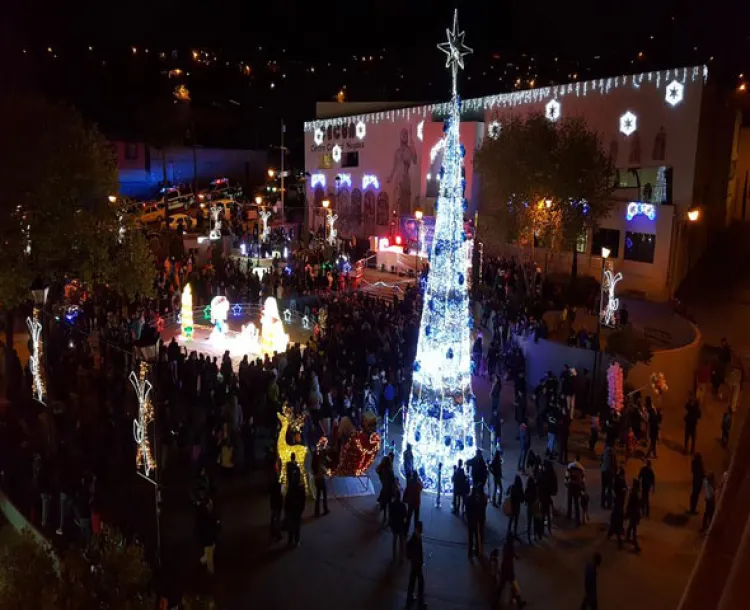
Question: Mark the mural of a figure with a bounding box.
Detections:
[652,126,667,162]
[628,131,641,166]
[387,127,417,217]
[376,192,390,226]
[338,188,351,235]
[609,138,619,165]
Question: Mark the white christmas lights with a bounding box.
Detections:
[130,362,156,478]
[545,98,561,121]
[332,144,342,163]
[362,174,380,190]
[338,173,352,188]
[260,210,272,242]
[355,121,366,140]
[311,173,326,189]
[417,120,424,141]
[601,269,623,326]
[402,9,476,493]
[487,120,501,139]
[26,309,46,404]
[302,315,311,329]
[430,138,445,163]
[327,213,338,246]
[620,111,638,136]
[283,308,292,323]
[665,79,684,106]
[314,128,324,145]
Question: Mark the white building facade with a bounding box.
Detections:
[304,65,733,300]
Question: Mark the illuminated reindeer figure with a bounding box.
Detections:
[277,407,310,496]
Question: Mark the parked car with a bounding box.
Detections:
[139,202,167,224]
[197,178,242,203]
[165,213,196,231]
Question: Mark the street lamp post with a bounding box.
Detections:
[591,247,610,414]
[686,207,700,272]
[414,209,423,277]
[322,199,330,244]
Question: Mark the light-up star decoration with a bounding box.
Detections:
[601,269,624,327]
[545,99,561,121]
[130,362,156,478]
[665,80,684,106]
[232,303,243,317]
[437,10,473,72]
[283,308,292,323]
[620,111,638,136]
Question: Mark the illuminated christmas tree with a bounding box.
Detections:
[181,283,194,339]
[402,10,475,492]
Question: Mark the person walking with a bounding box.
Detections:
[580,552,602,610]
[689,453,705,514]
[490,449,503,506]
[700,472,716,533]
[505,475,525,540]
[494,536,527,608]
[525,475,539,544]
[565,454,585,525]
[600,444,616,510]
[624,479,642,552]
[390,490,408,561]
[683,393,701,454]
[452,460,468,515]
[312,445,330,517]
[638,460,656,518]
[645,399,661,459]
[406,521,426,609]
[466,486,480,558]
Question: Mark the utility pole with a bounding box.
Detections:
[280,120,286,222]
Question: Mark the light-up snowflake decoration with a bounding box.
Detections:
[314,128,324,146]
[130,362,156,478]
[332,144,342,163]
[26,310,46,404]
[487,120,501,139]
[665,80,684,106]
[620,111,638,136]
[355,121,366,140]
[545,99,561,121]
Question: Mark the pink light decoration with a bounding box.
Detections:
[607,362,624,413]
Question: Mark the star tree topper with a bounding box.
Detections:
[437,9,473,72]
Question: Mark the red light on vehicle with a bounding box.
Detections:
[395,235,403,245]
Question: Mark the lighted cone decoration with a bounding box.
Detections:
[607,362,624,413]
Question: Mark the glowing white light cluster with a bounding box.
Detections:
[260,297,289,354]
[131,362,156,478]
[304,67,705,133]
[355,121,366,140]
[26,310,46,404]
[311,173,326,189]
[430,138,445,163]
[620,111,638,136]
[362,174,380,190]
[403,10,476,493]
[260,210,272,242]
[327,213,338,246]
[487,120,501,139]
[665,80,684,106]
[332,144,342,163]
[338,173,352,188]
[601,269,623,326]
[545,98,561,121]
[417,120,424,141]
[283,308,292,323]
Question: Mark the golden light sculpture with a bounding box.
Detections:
[181,283,194,339]
[26,308,46,404]
[277,407,310,496]
[130,362,156,478]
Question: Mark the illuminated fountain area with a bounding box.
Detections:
[166,294,308,368]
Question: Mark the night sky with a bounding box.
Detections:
[2,1,748,159]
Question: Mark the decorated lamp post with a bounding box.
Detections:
[26,308,46,405]
[322,199,331,243]
[260,209,272,243]
[327,213,338,247]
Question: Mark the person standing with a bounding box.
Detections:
[505,475,525,539]
[518,420,530,473]
[452,460,467,515]
[466,486,479,558]
[581,552,602,610]
[565,454,585,525]
[403,443,415,480]
[404,471,423,533]
[689,453,705,514]
[495,536,526,608]
[700,472,716,533]
[312,445,330,517]
[683,393,701,454]
[646,400,661,459]
[638,460,656,518]
[406,521,426,609]
[624,479,642,552]
[490,448,503,506]
[600,444,616,510]
[525,475,539,544]
[390,490,407,561]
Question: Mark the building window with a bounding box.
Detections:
[592,228,620,258]
[319,153,333,169]
[125,142,138,160]
[616,166,672,204]
[576,230,588,254]
[342,152,359,168]
[624,231,656,264]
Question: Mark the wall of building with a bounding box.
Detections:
[731,127,750,221]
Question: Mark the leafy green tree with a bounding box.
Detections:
[0,95,155,388]
[475,112,616,295]
[0,528,155,610]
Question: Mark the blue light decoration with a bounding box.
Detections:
[402,9,476,493]
[626,202,656,221]
[232,303,243,317]
[310,173,326,189]
[338,173,352,188]
[362,174,380,190]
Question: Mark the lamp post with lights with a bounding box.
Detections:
[322,199,330,244]
[414,209,424,276]
[686,207,700,272]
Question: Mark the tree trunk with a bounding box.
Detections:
[570,245,578,304]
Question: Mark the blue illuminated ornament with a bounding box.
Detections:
[232,303,242,317]
[402,9,477,494]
